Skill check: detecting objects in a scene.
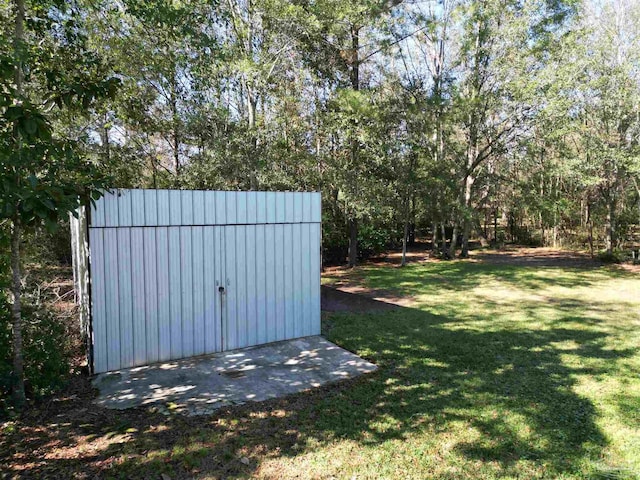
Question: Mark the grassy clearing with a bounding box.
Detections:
[320,259,640,479]
[2,254,639,479]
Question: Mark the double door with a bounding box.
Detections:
[89,223,321,373]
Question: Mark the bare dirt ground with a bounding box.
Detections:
[470,246,603,268]
[321,286,400,313]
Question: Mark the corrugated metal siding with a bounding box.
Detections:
[91,189,321,227]
[89,190,321,373]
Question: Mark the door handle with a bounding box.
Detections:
[218,285,225,294]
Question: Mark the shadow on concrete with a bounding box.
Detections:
[93,336,377,415]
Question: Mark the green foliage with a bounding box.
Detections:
[0,302,70,411]
[357,223,397,260]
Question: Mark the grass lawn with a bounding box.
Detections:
[2,250,639,479]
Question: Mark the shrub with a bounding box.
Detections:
[597,250,623,264]
[358,224,394,260]
[1,229,72,415]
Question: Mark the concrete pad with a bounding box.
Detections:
[92,336,377,416]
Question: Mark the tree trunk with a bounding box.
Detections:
[346,24,361,268]
[11,220,25,406]
[460,174,473,258]
[431,221,438,255]
[605,196,616,255]
[440,223,447,258]
[587,202,594,258]
[401,215,409,267]
[11,0,26,408]
[348,218,358,267]
[449,223,458,259]
[474,217,489,247]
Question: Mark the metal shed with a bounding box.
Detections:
[72,189,322,374]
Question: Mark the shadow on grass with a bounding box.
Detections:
[3,292,636,479]
[327,261,636,302]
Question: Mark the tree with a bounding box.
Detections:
[0,0,118,405]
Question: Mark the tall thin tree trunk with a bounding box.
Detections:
[432,221,438,255]
[461,174,473,257]
[449,223,458,258]
[11,0,26,407]
[605,195,616,255]
[401,196,409,267]
[441,223,447,257]
[347,24,361,268]
[348,218,358,267]
[11,220,25,406]
[587,202,594,258]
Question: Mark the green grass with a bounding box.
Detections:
[317,261,640,479]
[2,257,639,479]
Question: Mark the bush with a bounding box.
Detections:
[597,250,624,264]
[1,303,72,414]
[358,224,395,260]
[1,229,73,415]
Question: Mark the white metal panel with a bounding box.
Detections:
[293,223,303,338]
[215,191,226,224]
[104,193,119,227]
[144,190,157,226]
[245,224,257,347]
[236,192,247,224]
[311,192,322,223]
[256,192,267,224]
[89,228,107,373]
[246,192,257,224]
[117,228,133,368]
[143,228,159,363]
[156,227,171,361]
[274,224,286,341]
[131,190,145,226]
[193,190,205,225]
[157,190,170,225]
[131,227,146,366]
[168,227,182,359]
[255,224,267,343]
[91,197,106,227]
[264,223,277,343]
[204,191,216,225]
[309,222,322,334]
[234,226,248,348]
[192,227,205,356]
[226,191,238,225]
[169,190,182,226]
[224,226,237,349]
[283,223,294,338]
[181,191,194,225]
[103,228,120,371]
[181,227,194,358]
[203,227,221,353]
[266,192,277,224]
[118,190,132,227]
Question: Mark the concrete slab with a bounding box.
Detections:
[92,336,377,416]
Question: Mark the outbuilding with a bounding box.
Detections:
[72,189,322,374]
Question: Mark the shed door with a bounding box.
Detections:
[90,225,225,373]
[221,223,321,352]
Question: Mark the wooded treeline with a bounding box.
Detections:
[5,0,640,267]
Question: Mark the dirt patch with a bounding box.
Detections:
[321,286,401,313]
[470,247,603,268]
